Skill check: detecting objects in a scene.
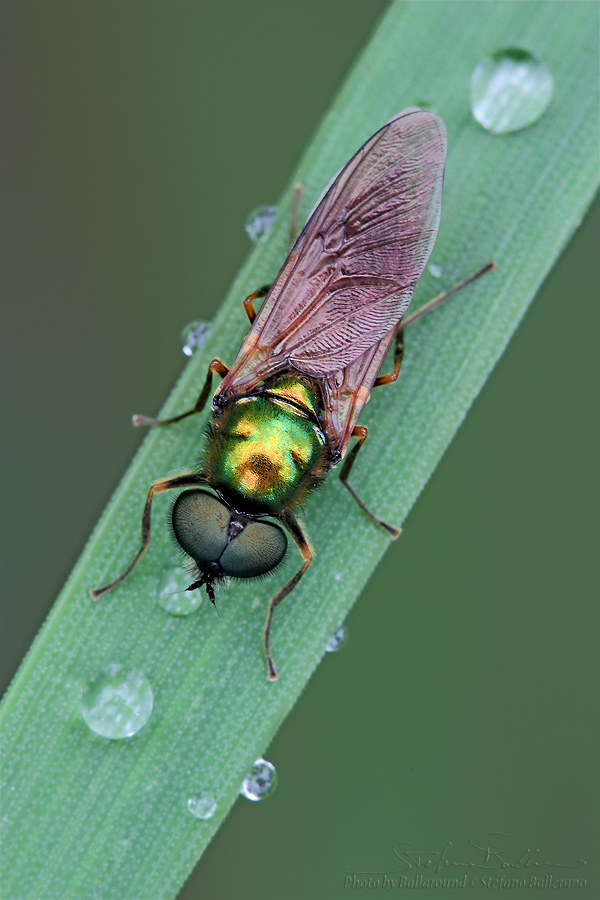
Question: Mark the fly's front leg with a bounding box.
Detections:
[132,359,229,428]
[91,473,207,599]
[264,512,313,682]
[340,426,401,538]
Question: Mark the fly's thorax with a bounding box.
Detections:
[206,385,328,515]
[262,374,321,416]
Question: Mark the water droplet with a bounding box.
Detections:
[245,205,278,243]
[240,758,278,801]
[181,320,211,357]
[80,664,153,739]
[187,791,217,820]
[470,48,554,134]
[156,567,203,616]
[428,263,442,279]
[325,624,348,653]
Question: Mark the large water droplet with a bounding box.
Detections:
[80,664,153,739]
[187,791,217,820]
[240,758,278,801]
[325,624,348,653]
[181,320,211,357]
[470,48,554,134]
[245,205,278,243]
[156,567,203,616]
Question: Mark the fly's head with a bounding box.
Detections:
[171,489,287,605]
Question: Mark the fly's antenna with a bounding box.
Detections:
[205,580,221,619]
[186,575,220,617]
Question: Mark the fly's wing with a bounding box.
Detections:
[217,108,446,450]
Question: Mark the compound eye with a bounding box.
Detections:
[220,521,287,578]
[172,490,229,564]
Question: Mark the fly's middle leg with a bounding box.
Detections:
[339,426,401,539]
[264,511,313,682]
[132,358,229,428]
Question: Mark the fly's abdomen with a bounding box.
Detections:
[208,392,327,514]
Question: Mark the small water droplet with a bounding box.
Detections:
[245,205,278,243]
[187,791,217,820]
[80,664,153,739]
[470,48,554,134]
[428,263,442,279]
[156,567,203,616]
[325,624,348,653]
[181,320,211,357]
[240,758,278,801]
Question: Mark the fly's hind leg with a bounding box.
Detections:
[374,326,405,387]
[243,285,271,324]
[340,426,401,539]
[132,358,229,428]
[242,184,305,324]
[264,511,313,682]
[342,262,497,539]
[402,261,496,330]
[243,184,306,327]
[373,262,497,389]
[91,472,207,599]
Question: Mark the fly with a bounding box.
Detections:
[92,108,494,680]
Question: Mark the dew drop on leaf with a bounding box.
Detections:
[240,758,278,801]
[244,205,278,242]
[80,664,153,739]
[325,624,348,653]
[187,791,217,820]
[181,320,211,357]
[156,567,203,616]
[470,48,554,134]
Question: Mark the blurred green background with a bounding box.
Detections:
[1,3,597,899]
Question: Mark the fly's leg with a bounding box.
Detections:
[372,262,496,389]
[243,184,305,329]
[132,359,229,428]
[264,511,313,682]
[340,426,402,539]
[243,183,305,324]
[243,285,271,324]
[348,262,496,534]
[90,473,207,599]
[133,278,276,427]
[374,327,405,387]
[402,261,496,330]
